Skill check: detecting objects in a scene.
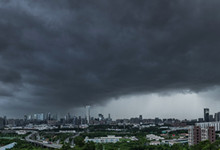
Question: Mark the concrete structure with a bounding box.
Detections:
[85,135,122,143]
[188,126,216,145]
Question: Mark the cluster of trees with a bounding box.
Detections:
[0,138,11,146]
[0,132,30,139]
[2,130,220,150]
[70,135,220,150]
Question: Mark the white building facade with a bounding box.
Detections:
[85,135,122,143]
[196,122,220,131]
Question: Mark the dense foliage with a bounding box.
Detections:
[1,137,220,150]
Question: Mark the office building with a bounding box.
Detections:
[204,108,209,122]
[214,112,220,121]
[209,115,214,122]
[0,117,4,129]
[47,112,51,120]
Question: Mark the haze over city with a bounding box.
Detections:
[1,0,220,120]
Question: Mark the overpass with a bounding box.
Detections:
[25,131,63,149]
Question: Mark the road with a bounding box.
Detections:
[70,132,81,147]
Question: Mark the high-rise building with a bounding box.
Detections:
[204,108,209,122]
[198,118,203,122]
[98,114,104,121]
[3,116,7,126]
[86,105,90,124]
[27,115,32,120]
[188,126,216,145]
[47,112,51,120]
[208,127,216,143]
[209,115,214,122]
[24,115,27,122]
[52,114,58,121]
[38,113,44,121]
[214,112,220,121]
[0,117,4,129]
[66,113,71,122]
[139,115,143,121]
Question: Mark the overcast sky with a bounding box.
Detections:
[1,0,220,119]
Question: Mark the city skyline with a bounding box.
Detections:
[2,91,220,120]
[3,106,220,123]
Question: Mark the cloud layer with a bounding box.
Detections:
[0,0,220,115]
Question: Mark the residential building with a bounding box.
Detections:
[188,126,216,145]
[196,121,220,131]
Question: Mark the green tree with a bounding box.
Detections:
[74,136,85,147]
[61,143,72,150]
[83,142,95,150]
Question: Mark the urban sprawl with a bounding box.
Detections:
[0,107,220,150]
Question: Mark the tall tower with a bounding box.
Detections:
[204,108,209,122]
[86,105,90,124]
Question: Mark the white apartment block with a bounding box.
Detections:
[196,121,220,131]
[84,135,122,143]
[146,134,164,141]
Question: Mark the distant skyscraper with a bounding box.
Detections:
[47,112,51,120]
[0,118,4,129]
[24,115,27,122]
[98,114,104,121]
[27,115,32,120]
[139,115,143,120]
[66,113,71,122]
[209,115,214,122]
[214,112,220,121]
[3,116,7,126]
[52,114,58,121]
[204,108,209,122]
[86,105,90,124]
[38,113,44,121]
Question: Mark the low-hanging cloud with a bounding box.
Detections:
[0,0,220,115]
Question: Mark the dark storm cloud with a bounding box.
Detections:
[0,0,220,114]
